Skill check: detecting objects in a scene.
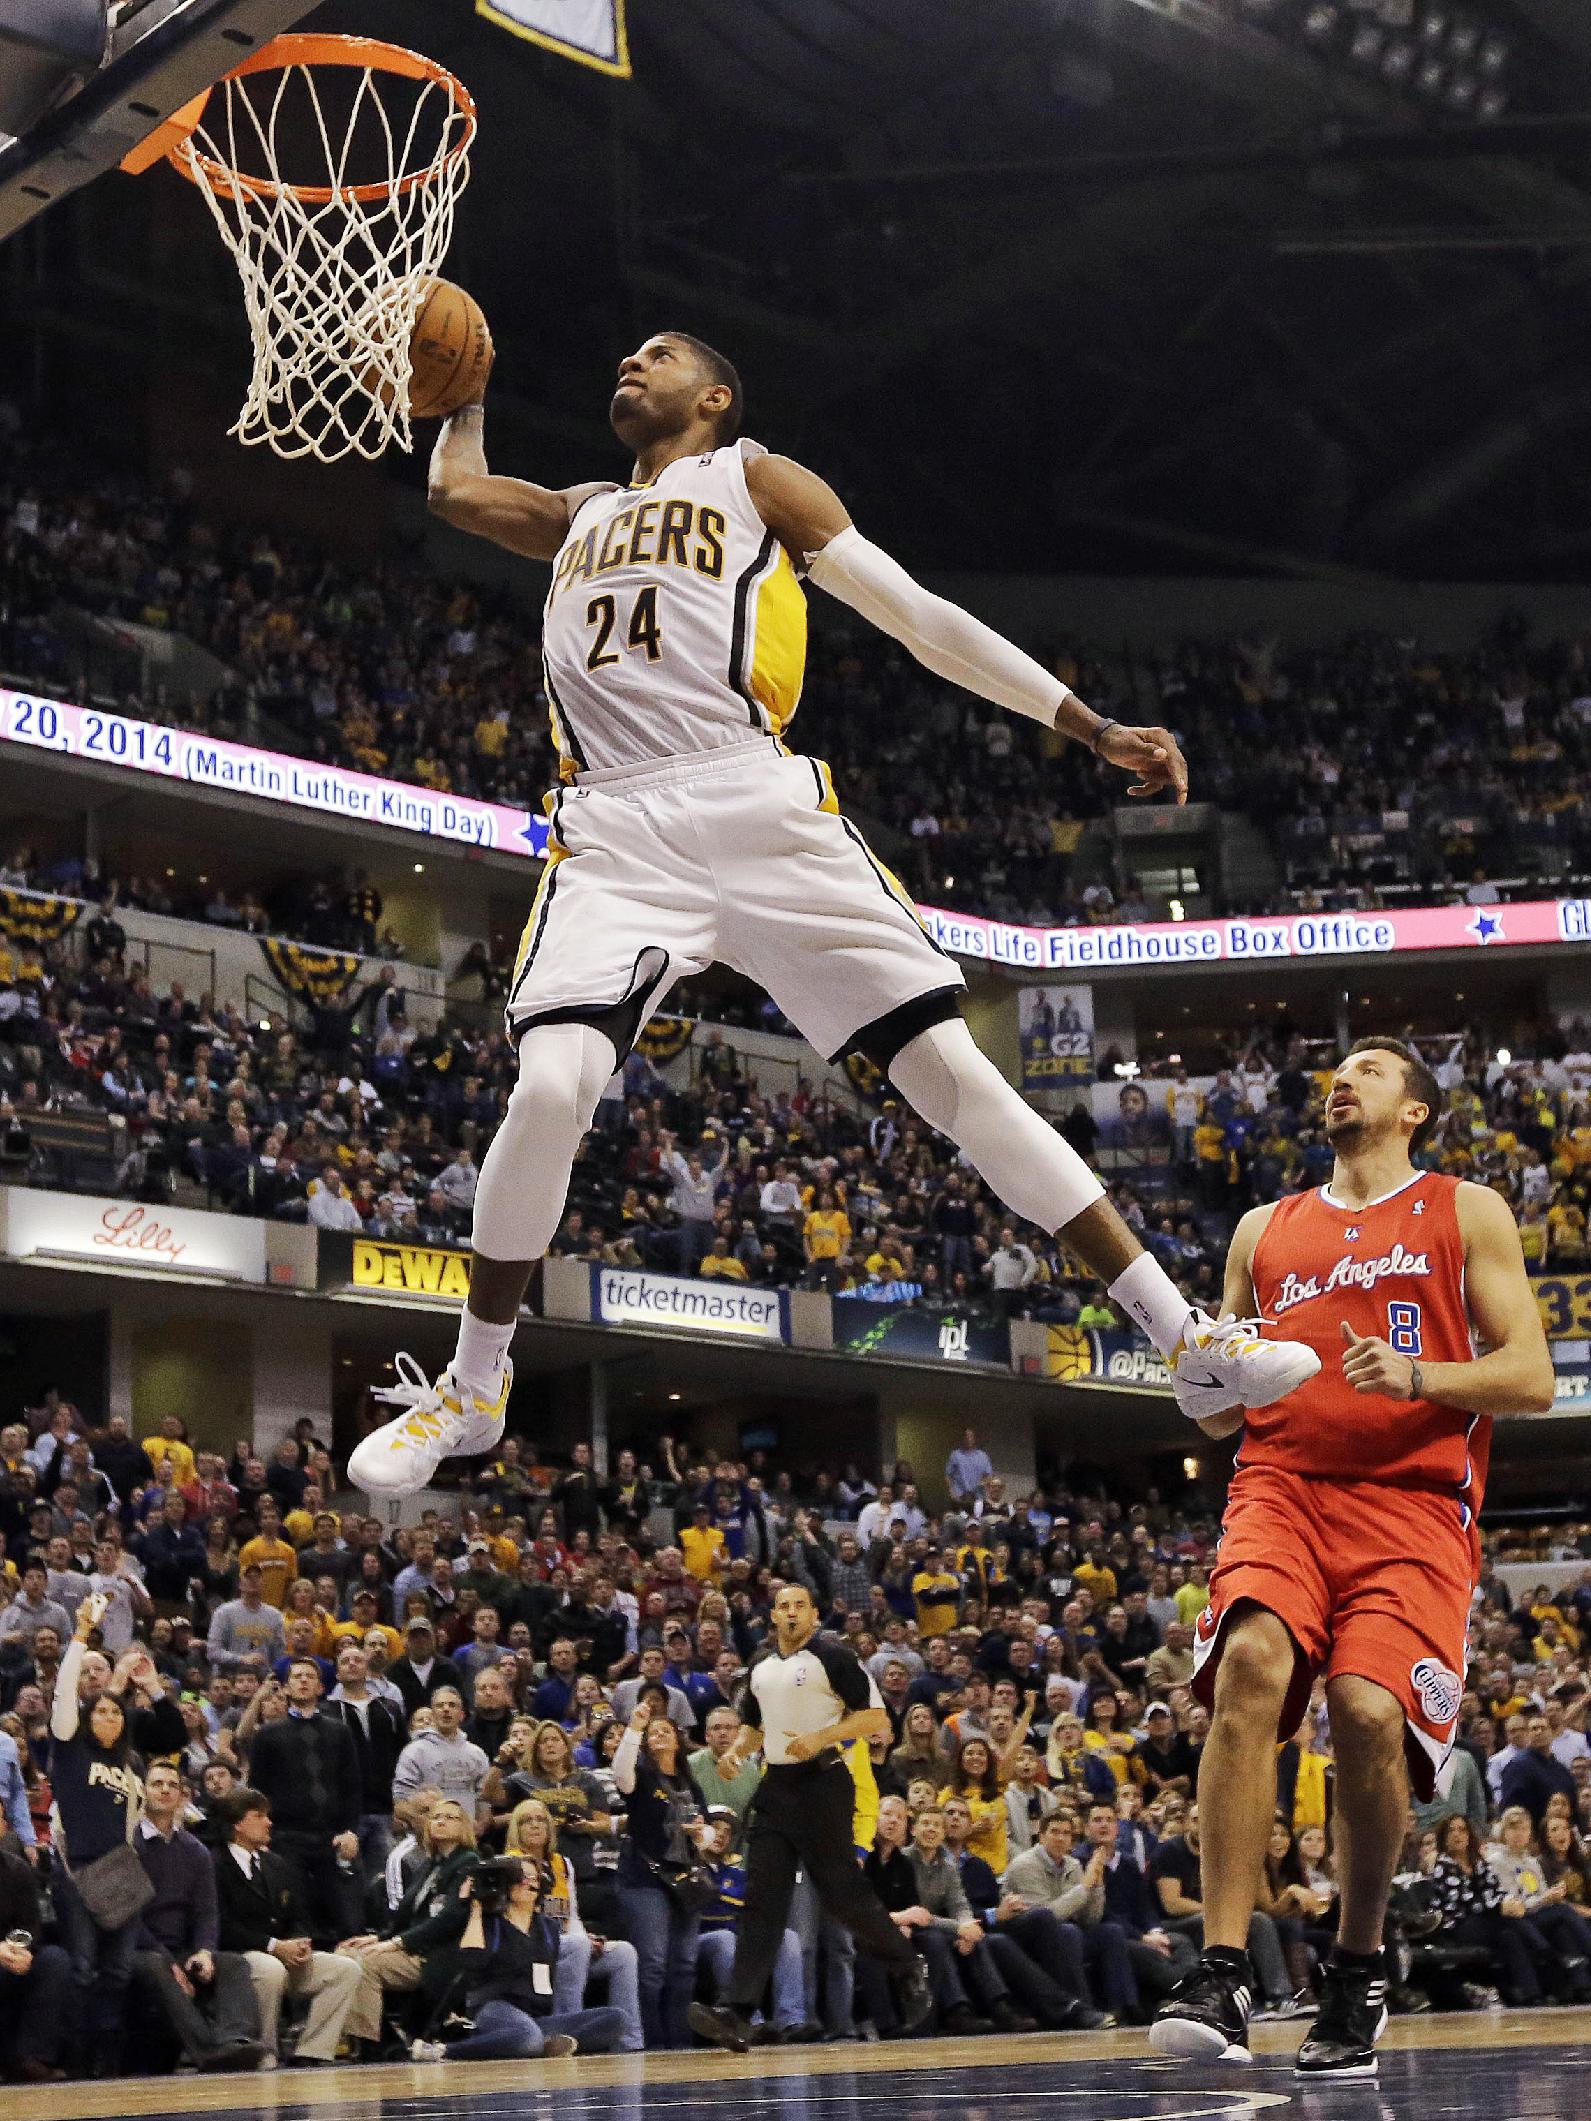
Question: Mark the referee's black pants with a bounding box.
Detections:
[728,1761,913,2010]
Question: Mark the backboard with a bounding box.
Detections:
[0,0,317,243]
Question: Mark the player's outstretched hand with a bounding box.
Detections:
[1097,722,1189,804]
[1340,1320,1415,1398]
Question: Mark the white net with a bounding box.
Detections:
[177,44,475,462]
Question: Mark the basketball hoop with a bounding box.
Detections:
[124,34,477,462]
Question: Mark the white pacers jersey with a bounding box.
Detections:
[540,436,807,778]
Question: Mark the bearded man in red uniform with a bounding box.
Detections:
[1151,1037,1553,2079]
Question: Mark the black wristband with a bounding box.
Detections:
[1090,719,1120,756]
[1408,1358,1424,1400]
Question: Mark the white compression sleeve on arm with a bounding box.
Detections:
[805,524,1074,728]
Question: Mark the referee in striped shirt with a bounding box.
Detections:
[689,1583,932,2051]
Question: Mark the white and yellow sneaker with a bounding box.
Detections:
[1171,1310,1319,1423]
[348,1351,512,1497]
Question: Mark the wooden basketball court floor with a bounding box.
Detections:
[12,2011,1588,2121]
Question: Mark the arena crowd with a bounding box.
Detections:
[6,443,1591,928]
[4,889,1591,1320]
[0,1398,1589,2078]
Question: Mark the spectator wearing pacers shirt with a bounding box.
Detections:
[688,1581,932,2052]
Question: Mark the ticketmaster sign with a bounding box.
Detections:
[589,1266,788,1341]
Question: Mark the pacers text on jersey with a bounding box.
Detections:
[547,499,727,603]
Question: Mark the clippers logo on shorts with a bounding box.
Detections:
[1410,1657,1462,1725]
[1191,1603,1222,1676]
[1271,1240,1433,1318]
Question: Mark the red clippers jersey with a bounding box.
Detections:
[1246,1171,1488,1516]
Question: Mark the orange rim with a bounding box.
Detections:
[148,33,477,206]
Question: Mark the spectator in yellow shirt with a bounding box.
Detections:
[238,1501,298,1607]
[485,1525,523,1574]
[680,1503,727,1584]
[326,1589,403,1661]
[939,1737,1009,1874]
[1173,1566,1211,1627]
[804,1187,851,1268]
[1083,1692,1143,1790]
[912,1548,962,1636]
[1193,1118,1226,1170]
[1548,1199,1588,1263]
[699,1238,749,1282]
[1073,1550,1118,1603]
[143,1412,197,1487]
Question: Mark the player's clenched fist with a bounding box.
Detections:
[1339,1320,1415,1398]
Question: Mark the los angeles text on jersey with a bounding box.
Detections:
[1271,1239,1433,1319]
[548,498,727,603]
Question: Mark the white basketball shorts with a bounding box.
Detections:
[505,737,965,1064]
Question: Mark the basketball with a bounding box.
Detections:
[407,279,493,419]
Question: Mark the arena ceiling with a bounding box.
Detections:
[9,0,1591,580]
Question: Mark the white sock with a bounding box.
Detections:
[451,1310,515,1395]
[1108,1253,1196,1359]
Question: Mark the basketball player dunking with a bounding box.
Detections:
[1151,1037,1553,2079]
[349,333,1319,1494]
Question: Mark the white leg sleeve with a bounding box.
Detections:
[887,1018,1105,1232]
[470,1021,618,1261]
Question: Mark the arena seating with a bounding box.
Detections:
[7,443,1591,927]
[3,896,1591,1318]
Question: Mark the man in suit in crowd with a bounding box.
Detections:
[213,1788,363,2065]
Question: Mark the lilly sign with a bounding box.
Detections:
[920,897,1591,971]
[0,689,549,860]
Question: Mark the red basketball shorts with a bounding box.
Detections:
[1189,1464,1477,1799]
